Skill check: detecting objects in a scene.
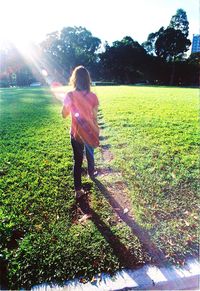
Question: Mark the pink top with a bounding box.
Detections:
[63,90,99,145]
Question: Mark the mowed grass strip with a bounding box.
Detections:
[95,85,199,264]
[0,87,148,289]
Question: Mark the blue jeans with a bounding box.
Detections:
[71,136,94,191]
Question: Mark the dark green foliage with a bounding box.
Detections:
[0,7,196,88]
[169,8,189,37]
[99,36,148,83]
[0,7,197,87]
[155,28,191,61]
[142,9,191,62]
[41,26,101,80]
[142,27,165,56]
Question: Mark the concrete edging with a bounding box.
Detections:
[32,257,200,290]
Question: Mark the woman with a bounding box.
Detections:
[62,66,99,199]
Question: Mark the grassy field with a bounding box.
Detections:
[94,86,199,260]
[0,86,199,289]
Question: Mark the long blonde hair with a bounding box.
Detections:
[69,66,91,92]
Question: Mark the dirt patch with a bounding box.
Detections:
[100,145,114,162]
[98,146,134,215]
[106,181,133,215]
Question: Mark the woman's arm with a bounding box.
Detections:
[62,105,70,118]
[93,105,98,124]
[62,93,71,118]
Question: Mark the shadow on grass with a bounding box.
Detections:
[98,121,108,130]
[72,193,183,287]
[93,179,167,267]
[73,195,140,269]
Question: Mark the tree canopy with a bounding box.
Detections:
[169,8,189,37]
[100,36,148,83]
[142,9,191,61]
[40,26,101,77]
[0,8,197,87]
[155,27,191,61]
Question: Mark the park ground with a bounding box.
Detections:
[0,85,199,289]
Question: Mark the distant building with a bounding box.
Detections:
[191,34,200,53]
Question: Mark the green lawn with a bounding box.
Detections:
[0,87,148,289]
[95,85,199,262]
[0,86,199,289]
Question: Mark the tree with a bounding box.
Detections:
[0,42,35,87]
[142,27,164,55]
[40,26,101,81]
[169,8,189,37]
[142,8,190,60]
[187,52,200,65]
[60,26,101,77]
[155,27,191,61]
[99,36,148,83]
[155,27,191,84]
[16,66,35,86]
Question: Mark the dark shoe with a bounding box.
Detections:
[88,171,98,180]
[75,189,86,199]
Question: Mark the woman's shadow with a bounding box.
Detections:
[74,177,167,268]
[71,180,182,286]
[73,193,141,269]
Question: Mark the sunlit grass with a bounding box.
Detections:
[0,86,147,289]
[0,85,199,288]
[95,85,199,264]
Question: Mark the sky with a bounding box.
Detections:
[0,0,199,48]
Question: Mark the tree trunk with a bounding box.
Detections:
[169,61,175,85]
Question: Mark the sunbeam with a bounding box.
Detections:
[5,39,69,102]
